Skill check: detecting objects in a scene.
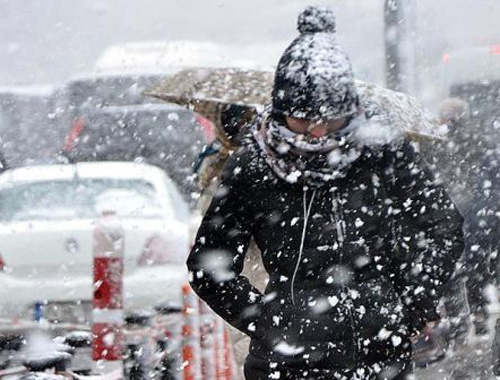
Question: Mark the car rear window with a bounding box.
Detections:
[0,179,163,221]
[66,106,205,198]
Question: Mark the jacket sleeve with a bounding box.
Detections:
[385,140,465,332]
[186,150,264,337]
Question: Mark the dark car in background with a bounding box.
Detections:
[54,72,214,200]
[54,73,167,138]
[0,73,213,199]
[60,73,165,118]
[63,103,209,200]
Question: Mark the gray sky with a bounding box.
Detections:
[0,0,499,93]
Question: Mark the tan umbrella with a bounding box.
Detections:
[145,68,275,190]
[355,80,444,142]
[145,67,442,142]
[145,67,274,125]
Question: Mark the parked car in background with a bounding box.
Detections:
[58,73,166,124]
[62,103,209,200]
[93,40,277,75]
[0,161,190,323]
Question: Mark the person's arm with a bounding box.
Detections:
[187,150,264,337]
[386,140,465,332]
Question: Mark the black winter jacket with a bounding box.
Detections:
[187,139,464,374]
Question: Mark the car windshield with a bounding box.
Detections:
[0,179,162,221]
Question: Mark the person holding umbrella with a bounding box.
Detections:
[188,6,464,379]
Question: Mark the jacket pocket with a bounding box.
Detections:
[354,279,406,338]
[250,295,357,367]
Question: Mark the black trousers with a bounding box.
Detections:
[244,357,412,380]
[244,367,411,380]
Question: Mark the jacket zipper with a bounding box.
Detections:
[331,190,346,247]
[291,187,316,305]
[334,191,358,364]
[345,289,361,365]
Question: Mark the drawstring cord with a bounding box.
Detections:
[291,187,317,305]
[331,190,346,248]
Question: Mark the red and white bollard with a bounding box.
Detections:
[181,283,202,380]
[213,318,226,380]
[199,300,216,380]
[92,211,125,376]
[223,327,235,380]
[212,318,235,380]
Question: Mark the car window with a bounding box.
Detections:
[67,75,164,111]
[66,106,205,198]
[0,179,162,221]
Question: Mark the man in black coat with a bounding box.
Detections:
[188,6,464,380]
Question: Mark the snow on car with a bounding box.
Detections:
[0,161,190,323]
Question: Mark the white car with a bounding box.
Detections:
[0,162,190,323]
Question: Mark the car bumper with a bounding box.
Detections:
[0,265,188,320]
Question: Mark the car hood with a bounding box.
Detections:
[0,265,189,320]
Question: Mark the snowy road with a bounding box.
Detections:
[414,339,492,380]
[414,316,499,380]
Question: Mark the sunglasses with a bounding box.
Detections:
[285,116,349,138]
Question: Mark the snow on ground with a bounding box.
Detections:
[414,314,500,380]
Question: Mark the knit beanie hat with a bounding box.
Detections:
[272,6,359,122]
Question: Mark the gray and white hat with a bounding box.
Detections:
[272,6,359,122]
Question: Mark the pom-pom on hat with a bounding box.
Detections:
[272,6,358,122]
[297,5,336,34]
